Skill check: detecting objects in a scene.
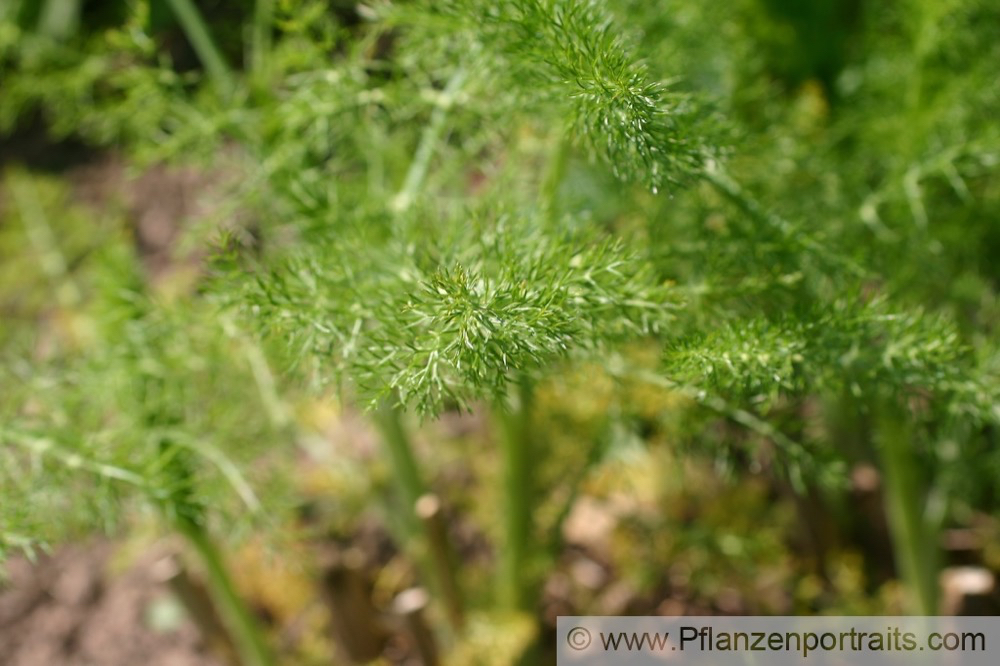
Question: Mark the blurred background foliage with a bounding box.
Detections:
[1,0,999,664]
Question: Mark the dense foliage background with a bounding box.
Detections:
[1,0,999,664]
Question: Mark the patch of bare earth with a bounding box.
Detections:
[0,541,221,666]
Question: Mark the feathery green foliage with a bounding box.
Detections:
[1,0,1000,639]
[234,211,676,413]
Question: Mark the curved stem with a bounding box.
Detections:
[392,67,467,213]
[701,162,865,278]
[176,517,275,666]
[165,0,233,98]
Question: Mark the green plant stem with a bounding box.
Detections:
[498,376,534,611]
[374,400,427,534]
[545,431,606,558]
[175,517,275,666]
[9,171,82,308]
[392,67,467,213]
[164,0,233,98]
[374,403,466,631]
[416,494,465,630]
[877,406,939,615]
[37,0,81,39]
[540,128,571,220]
[250,0,274,86]
[701,162,865,278]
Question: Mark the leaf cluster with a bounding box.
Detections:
[232,211,676,413]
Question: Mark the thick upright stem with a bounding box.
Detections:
[374,400,427,534]
[877,407,939,615]
[175,517,275,666]
[498,376,535,611]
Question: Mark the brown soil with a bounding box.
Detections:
[0,541,222,666]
